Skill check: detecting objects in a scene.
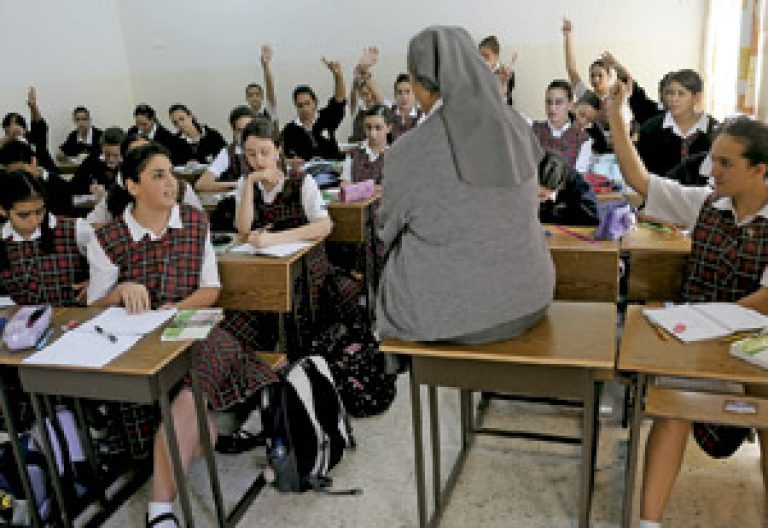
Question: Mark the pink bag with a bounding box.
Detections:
[340,180,375,203]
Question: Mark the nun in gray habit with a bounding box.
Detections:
[376,26,555,344]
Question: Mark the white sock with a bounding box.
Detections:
[148,502,175,527]
[240,409,263,435]
[638,520,663,528]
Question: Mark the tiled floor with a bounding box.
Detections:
[102,376,765,527]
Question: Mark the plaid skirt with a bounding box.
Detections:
[105,325,278,460]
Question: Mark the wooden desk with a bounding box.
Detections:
[382,302,616,528]
[174,167,207,186]
[1,307,226,528]
[618,305,768,528]
[56,160,80,175]
[545,226,620,302]
[596,191,644,208]
[621,226,691,302]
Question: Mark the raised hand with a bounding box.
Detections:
[562,17,573,35]
[321,57,343,76]
[357,46,380,71]
[27,86,37,108]
[260,44,273,67]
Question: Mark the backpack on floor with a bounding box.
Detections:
[311,322,397,418]
[263,355,359,494]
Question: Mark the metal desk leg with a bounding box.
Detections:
[0,374,42,527]
[579,378,600,528]
[277,314,287,354]
[368,204,379,298]
[158,391,194,528]
[188,367,226,528]
[410,369,427,528]
[428,386,441,518]
[622,374,646,528]
[71,398,106,506]
[29,394,71,527]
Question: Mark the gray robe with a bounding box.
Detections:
[376,108,555,343]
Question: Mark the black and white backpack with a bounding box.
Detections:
[264,356,359,494]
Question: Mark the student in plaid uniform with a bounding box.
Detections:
[230,118,361,349]
[340,104,390,185]
[86,144,276,528]
[609,80,768,528]
[389,74,422,142]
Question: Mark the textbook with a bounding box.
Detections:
[643,303,768,343]
[730,334,768,370]
[161,309,223,342]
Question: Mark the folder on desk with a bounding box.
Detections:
[644,303,768,343]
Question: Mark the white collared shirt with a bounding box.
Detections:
[234,172,328,222]
[293,112,319,131]
[86,203,220,303]
[662,111,710,139]
[1,215,93,254]
[146,123,158,140]
[546,120,593,174]
[393,105,419,119]
[77,127,94,145]
[207,145,242,178]
[340,141,387,182]
[644,173,768,285]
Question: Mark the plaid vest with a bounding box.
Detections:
[681,197,768,302]
[220,144,250,183]
[96,205,208,307]
[531,121,589,169]
[250,170,330,298]
[390,105,421,141]
[350,145,385,184]
[0,217,85,306]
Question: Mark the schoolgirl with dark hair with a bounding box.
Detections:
[127,103,185,165]
[390,73,422,141]
[168,104,226,165]
[86,143,275,528]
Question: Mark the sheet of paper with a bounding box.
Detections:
[72,194,95,206]
[73,307,176,336]
[230,241,311,258]
[24,331,142,368]
[643,305,730,342]
[694,303,768,333]
[0,297,15,307]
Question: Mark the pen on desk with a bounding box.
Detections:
[35,328,54,351]
[94,325,118,343]
[552,225,598,245]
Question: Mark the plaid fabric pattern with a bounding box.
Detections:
[95,205,278,458]
[389,105,421,141]
[220,310,279,353]
[96,205,206,306]
[219,143,250,182]
[682,196,768,303]
[531,121,589,169]
[350,145,385,184]
[0,216,85,305]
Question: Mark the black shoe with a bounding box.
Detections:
[146,512,180,527]
[215,429,267,454]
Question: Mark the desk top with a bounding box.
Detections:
[381,302,616,370]
[326,190,381,211]
[0,307,191,377]
[544,226,619,253]
[620,225,691,254]
[216,240,318,267]
[618,305,768,383]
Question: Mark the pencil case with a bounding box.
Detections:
[340,179,375,203]
[3,305,52,351]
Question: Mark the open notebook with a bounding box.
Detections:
[230,241,311,258]
[643,303,768,343]
[24,308,176,368]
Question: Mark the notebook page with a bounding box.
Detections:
[643,305,730,342]
[24,331,141,368]
[693,303,768,333]
[230,241,311,258]
[73,307,176,336]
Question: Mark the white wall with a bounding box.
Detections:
[2,0,707,146]
[0,0,134,150]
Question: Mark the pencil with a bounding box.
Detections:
[651,324,668,341]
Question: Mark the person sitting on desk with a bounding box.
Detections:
[58,106,103,162]
[280,57,346,162]
[377,26,554,344]
[608,78,768,528]
[1,87,57,173]
[70,126,124,200]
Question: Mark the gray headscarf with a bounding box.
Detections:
[407,26,542,187]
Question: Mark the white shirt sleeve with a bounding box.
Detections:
[760,268,768,287]
[86,196,112,225]
[86,237,119,304]
[574,138,593,174]
[573,81,588,99]
[234,176,245,207]
[199,229,221,288]
[207,147,230,178]
[301,175,329,222]
[181,181,203,210]
[74,218,95,255]
[643,174,712,230]
[340,155,353,183]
